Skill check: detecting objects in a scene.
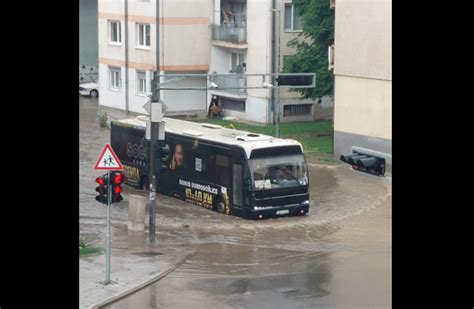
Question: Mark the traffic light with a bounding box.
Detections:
[110,171,125,203]
[340,153,364,164]
[276,75,313,86]
[95,174,108,204]
[159,144,171,172]
[355,157,386,176]
[340,152,386,176]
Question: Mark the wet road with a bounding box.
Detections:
[80,97,392,308]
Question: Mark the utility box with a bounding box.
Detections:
[128,195,147,231]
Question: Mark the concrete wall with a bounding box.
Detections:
[161,0,211,70]
[210,46,230,73]
[222,108,246,120]
[245,97,269,123]
[334,75,391,140]
[162,76,207,112]
[99,63,126,110]
[333,130,392,172]
[334,0,391,81]
[333,0,392,166]
[80,0,98,67]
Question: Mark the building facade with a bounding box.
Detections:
[332,0,392,168]
[97,0,332,122]
[80,0,98,83]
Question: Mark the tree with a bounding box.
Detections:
[282,0,334,100]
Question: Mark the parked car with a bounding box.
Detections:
[79,82,99,98]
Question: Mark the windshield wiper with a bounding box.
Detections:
[283,170,306,192]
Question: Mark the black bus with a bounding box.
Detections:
[111,117,310,220]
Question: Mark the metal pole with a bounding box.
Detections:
[148,0,160,244]
[105,170,111,284]
[149,120,157,243]
[275,10,281,138]
[124,0,129,112]
[271,1,276,127]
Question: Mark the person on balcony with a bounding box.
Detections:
[207,96,223,118]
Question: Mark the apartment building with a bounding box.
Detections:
[98,0,331,123]
[332,0,392,168]
[80,0,98,83]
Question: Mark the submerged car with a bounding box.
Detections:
[79,82,99,98]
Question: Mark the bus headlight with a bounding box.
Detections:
[301,200,310,205]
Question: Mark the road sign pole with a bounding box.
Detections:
[105,170,111,285]
[149,116,157,243]
[94,143,123,286]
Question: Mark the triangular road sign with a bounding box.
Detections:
[94,144,123,170]
[143,100,151,114]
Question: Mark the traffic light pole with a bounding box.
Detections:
[149,120,157,243]
[105,170,111,285]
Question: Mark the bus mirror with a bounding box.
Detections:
[244,178,252,189]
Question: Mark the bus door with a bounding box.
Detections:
[231,147,246,216]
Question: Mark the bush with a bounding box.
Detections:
[99,112,109,128]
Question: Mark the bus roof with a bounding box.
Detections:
[113,116,304,158]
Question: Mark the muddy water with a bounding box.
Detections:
[80,98,391,308]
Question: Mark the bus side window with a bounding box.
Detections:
[216,154,230,187]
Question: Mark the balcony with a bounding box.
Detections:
[211,24,247,48]
[211,74,247,96]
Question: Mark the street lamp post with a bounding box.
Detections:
[270,8,281,137]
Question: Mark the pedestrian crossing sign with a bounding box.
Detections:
[94,143,123,170]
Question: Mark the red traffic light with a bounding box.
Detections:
[113,173,125,184]
[96,177,105,186]
[114,186,122,194]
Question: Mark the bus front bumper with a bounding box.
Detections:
[248,200,310,220]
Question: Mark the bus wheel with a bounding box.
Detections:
[215,198,226,214]
[141,177,149,191]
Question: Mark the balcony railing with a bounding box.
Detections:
[212,74,247,95]
[211,24,247,44]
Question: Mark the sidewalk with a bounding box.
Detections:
[80,244,193,309]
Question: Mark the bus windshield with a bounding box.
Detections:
[248,154,308,191]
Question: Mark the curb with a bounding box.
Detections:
[90,251,194,309]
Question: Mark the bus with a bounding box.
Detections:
[111,116,310,220]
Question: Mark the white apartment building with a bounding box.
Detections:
[98,0,332,123]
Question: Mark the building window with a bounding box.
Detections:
[109,20,121,44]
[137,23,151,48]
[137,71,146,94]
[109,67,121,89]
[221,98,246,112]
[231,52,245,73]
[284,4,302,31]
[284,104,312,116]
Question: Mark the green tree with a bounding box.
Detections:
[282,0,334,100]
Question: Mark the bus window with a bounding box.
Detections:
[216,154,230,187]
[233,164,242,206]
[248,154,308,190]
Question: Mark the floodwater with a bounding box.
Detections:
[79,97,392,308]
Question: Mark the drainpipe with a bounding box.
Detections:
[271,0,276,125]
[124,0,129,112]
[155,0,160,102]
